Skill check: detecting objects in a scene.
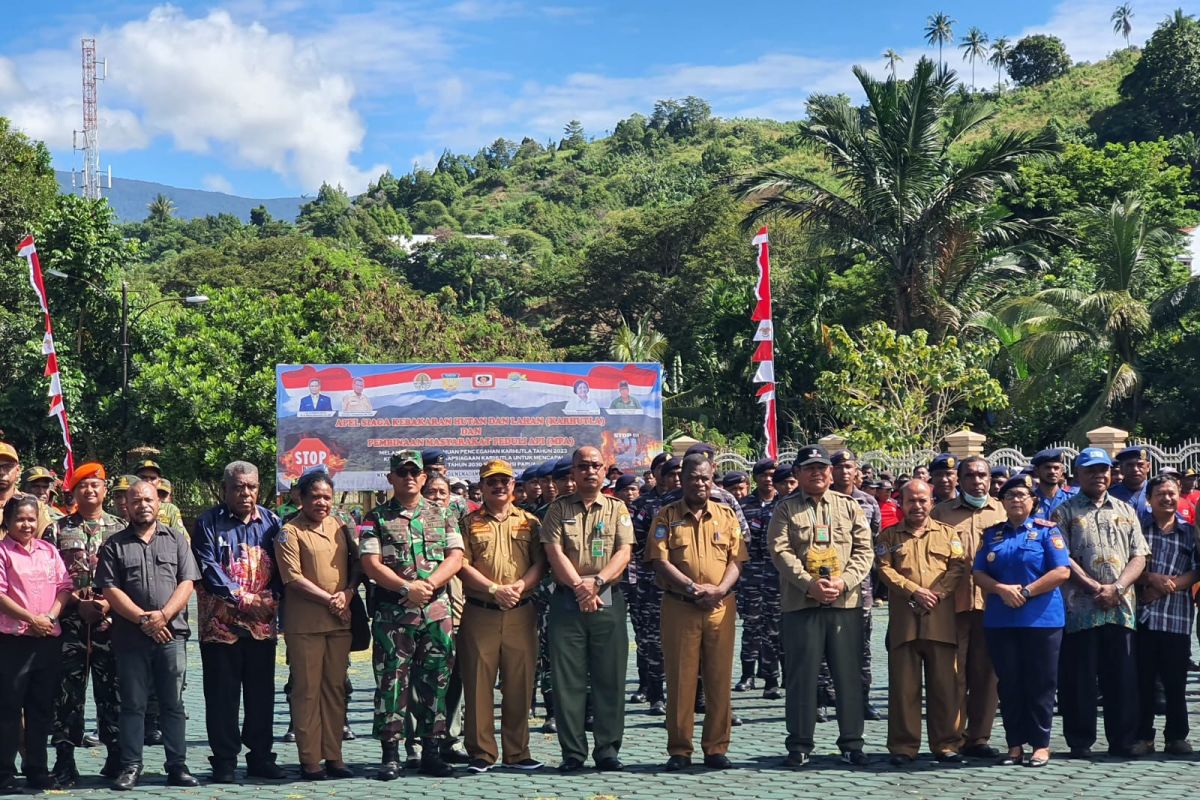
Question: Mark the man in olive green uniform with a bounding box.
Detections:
[769,445,873,769]
[361,451,464,779]
[540,446,634,772]
[21,466,65,524]
[930,455,1005,758]
[458,460,546,773]
[878,480,969,765]
[646,455,746,771]
[48,463,126,786]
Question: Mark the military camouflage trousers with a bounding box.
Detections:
[53,625,120,747]
[372,608,455,743]
[737,562,782,679]
[533,586,553,699]
[629,577,664,701]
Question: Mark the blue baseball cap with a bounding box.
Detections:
[928,453,957,472]
[990,465,1012,479]
[772,464,794,484]
[752,458,777,476]
[1076,447,1114,468]
[614,474,639,491]
[720,470,748,488]
[1116,446,1150,463]
[1031,448,1065,467]
[420,448,447,466]
[551,457,573,480]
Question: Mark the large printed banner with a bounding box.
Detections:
[276,362,664,489]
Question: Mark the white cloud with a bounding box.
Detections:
[202,173,234,194]
[1020,0,1176,63]
[0,4,391,193]
[446,1,525,20]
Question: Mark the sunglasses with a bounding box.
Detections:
[392,466,422,478]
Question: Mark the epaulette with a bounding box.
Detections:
[1033,518,1057,527]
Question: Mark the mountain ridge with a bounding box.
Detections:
[54,171,305,223]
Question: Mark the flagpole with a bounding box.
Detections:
[750,227,778,460]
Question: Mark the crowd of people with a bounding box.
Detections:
[0,437,1197,790]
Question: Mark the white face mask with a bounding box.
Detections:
[962,491,989,509]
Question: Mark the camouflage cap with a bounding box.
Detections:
[390,450,423,471]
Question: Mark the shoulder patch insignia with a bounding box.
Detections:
[986,551,996,562]
[1051,536,1065,550]
[654,525,667,540]
[620,515,632,527]
[949,539,964,556]
[875,543,887,556]
[1034,518,1056,527]
[1027,531,1039,540]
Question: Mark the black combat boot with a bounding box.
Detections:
[51,743,78,787]
[734,660,757,692]
[376,742,402,781]
[419,740,455,778]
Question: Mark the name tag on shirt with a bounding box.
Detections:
[815,525,830,544]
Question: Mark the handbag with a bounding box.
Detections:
[340,523,371,651]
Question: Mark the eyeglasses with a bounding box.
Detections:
[573,462,604,472]
[484,476,511,487]
[392,467,421,478]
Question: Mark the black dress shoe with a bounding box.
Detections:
[596,757,624,772]
[863,703,882,721]
[665,755,691,771]
[342,724,356,741]
[144,728,163,746]
[841,749,869,766]
[648,700,666,716]
[1067,747,1092,759]
[26,773,58,791]
[112,765,143,791]
[961,744,998,758]
[731,712,743,727]
[557,757,584,773]
[542,717,558,733]
[629,691,647,703]
[889,754,914,767]
[210,764,236,783]
[733,676,755,692]
[703,754,733,770]
[584,715,595,731]
[783,752,810,769]
[247,761,287,780]
[301,769,327,781]
[763,685,783,701]
[816,708,830,723]
[325,762,355,779]
[419,752,455,778]
[167,766,199,787]
[935,751,963,763]
[0,777,19,795]
[282,728,297,743]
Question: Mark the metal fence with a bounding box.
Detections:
[714,438,1200,475]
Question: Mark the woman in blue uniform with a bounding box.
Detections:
[972,475,1070,768]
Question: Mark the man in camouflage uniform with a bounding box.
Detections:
[531,459,566,729]
[21,466,65,525]
[623,453,666,705]
[360,451,464,780]
[736,458,781,697]
[133,459,187,535]
[629,454,680,714]
[817,451,882,720]
[423,449,471,520]
[47,463,126,786]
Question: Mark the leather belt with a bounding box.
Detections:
[466,596,532,611]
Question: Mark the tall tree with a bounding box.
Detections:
[1007,194,1200,434]
[738,58,1058,334]
[925,12,956,69]
[882,48,904,78]
[1118,10,1200,138]
[146,193,176,224]
[960,27,989,90]
[988,37,1012,94]
[1112,3,1134,47]
[1006,34,1072,87]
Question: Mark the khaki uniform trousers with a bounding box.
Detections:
[887,638,959,758]
[459,601,537,765]
[286,630,353,766]
[661,593,736,757]
[955,610,998,747]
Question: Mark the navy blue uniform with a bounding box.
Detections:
[738,491,781,681]
[973,517,1070,750]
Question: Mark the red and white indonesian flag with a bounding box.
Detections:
[17,236,75,483]
[750,227,777,460]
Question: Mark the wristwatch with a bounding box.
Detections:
[45,613,57,623]
[397,583,410,599]
[487,583,499,596]
[685,579,697,596]
[593,575,607,590]
[1114,581,1126,593]
[1019,586,1032,600]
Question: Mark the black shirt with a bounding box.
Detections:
[95,523,201,648]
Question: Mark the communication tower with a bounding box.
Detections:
[72,38,108,200]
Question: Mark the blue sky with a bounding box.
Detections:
[0,0,1173,198]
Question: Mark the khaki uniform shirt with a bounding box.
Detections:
[931,495,1006,612]
[876,519,967,646]
[341,393,374,413]
[275,515,352,635]
[768,490,873,612]
[539,493,634,578]
[462,505,544,602]
[644,499,747,589]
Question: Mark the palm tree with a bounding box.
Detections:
[146,193,176,224]
[960,27,989,91]
[1112,3,1134,47]
[738,58,1059,334]
[882,48,904,78]
[925,12,956,69]
[610,316,669,362]
[989,37,1012,94]
[1006,194,1200,433]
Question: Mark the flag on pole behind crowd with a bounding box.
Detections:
[750,227,778,460]
[17,236,75,483]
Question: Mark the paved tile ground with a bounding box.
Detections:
[53,603,1200,799]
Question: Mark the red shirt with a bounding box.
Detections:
[879,500,902,532]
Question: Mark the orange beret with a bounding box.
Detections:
[65,462,106,492]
